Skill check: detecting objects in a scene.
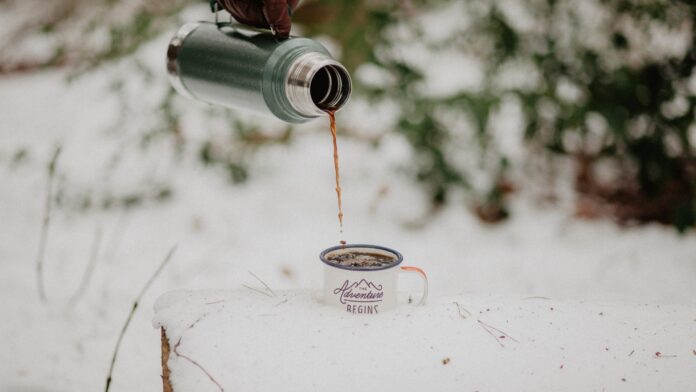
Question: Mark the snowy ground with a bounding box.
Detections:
[154,290,696,392]
[2,15,696,392]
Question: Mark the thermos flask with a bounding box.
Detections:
[166,22,352,123]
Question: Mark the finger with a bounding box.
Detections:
[262,0,292,38]
[217,0,268,28]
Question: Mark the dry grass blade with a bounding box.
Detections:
[35,145,61,303]
[173,342,224,392]
[242,284,273,298]
[453,301,472,319]
[248,270,275,297]
[477,319,505,348]
[477,319,519,348]
[104,244,177,392]
[478,319,519,343]
[168,308,226,391]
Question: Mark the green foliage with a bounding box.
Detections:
[299,0,696,228]
[512,1,696,228]
[8,0,695,228]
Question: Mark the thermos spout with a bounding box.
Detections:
[285,52,351,116]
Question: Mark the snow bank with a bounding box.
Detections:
[154,289,696,392]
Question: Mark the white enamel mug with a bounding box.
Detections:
[320,244,428,314]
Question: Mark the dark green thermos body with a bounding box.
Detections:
[166,22,352,123]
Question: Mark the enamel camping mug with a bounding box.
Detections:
[320,244,428,314]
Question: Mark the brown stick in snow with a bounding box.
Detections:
[35,146,61,303]
[162,329,173,392]
[104,245,177,392]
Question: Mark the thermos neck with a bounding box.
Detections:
[285,52,351,117]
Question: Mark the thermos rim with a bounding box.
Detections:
[166,22,202,100]
[285,52,352,117]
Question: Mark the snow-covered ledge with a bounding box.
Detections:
[153,290,695,391]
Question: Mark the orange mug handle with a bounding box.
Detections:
[399,266,428,305]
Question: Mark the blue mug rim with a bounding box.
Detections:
[319,243,403,271]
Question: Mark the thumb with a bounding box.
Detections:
[262,0,292,39]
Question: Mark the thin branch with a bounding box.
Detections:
[67,226,103,308]
[477,320,505,348]
[453,301,472,319]
[104,244,177,392]
[478,319,519,343]
[169,308,225,391]
[477,319,519,348]
[242,284,273,297]
[273,298,289,307]
[173,342,224,392]
[35,145,61,303]
[248,271,275,297]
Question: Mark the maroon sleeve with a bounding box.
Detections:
[217,0,300,39]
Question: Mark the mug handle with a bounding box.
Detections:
[399,266,428,305]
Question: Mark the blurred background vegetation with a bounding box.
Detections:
[2,0,695,231]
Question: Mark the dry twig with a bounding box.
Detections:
[170,307,226,391]
[477,319,519,348]
[242,284,273,297]
[104,245,177,392]
[273,298,289,307]
[478,320,519,343]
[478,320,505,348]
[173,340,224,392]
[453,301,472,319]
[248,270,275,297]
[35,146,61,303]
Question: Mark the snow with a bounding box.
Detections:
[0,4,695,391]
[154,289,696,391]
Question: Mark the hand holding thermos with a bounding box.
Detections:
[216,0,300,39]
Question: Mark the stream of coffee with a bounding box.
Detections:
[327,110,344,234]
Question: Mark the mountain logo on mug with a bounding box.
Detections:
[333,279,384,305]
